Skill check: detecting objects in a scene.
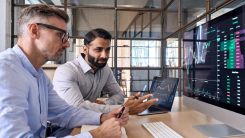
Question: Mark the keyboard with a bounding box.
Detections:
[142,122,184,138]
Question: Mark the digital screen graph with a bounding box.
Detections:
[183,5,245,112]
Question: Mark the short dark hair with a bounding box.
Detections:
[84,28,112,46]
[18,4,69,38]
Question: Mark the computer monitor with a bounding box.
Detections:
[183,3,245,137]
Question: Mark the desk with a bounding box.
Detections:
[70,97,245,138]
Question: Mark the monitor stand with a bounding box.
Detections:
[193,124,245,137]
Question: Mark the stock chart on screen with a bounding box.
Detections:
[183,5,245,113]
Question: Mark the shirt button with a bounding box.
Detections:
[35,74,38,76]
[9,108,14,112]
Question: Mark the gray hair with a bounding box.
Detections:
[18,4,69,38]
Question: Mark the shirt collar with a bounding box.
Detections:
[12,44,44,78]
[77,53,93,73]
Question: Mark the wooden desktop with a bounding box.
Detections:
[70,97,245,138]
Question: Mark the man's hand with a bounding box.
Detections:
[89,118,122,138]
[92,100,105,105]
[124,92,159,115]
[100,106,129,125]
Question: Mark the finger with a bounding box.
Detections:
[135,94,154,104]
[117,106,123,113]
[109,106,123,118]
[123,116,129,122]
[115,118,122,123]
[120,117,129,125]
[138,98,158,108]
[135,92,141,97]
[122,118,129,125]
[127,95,138,101]
[121,120,128,125]
[127,92,141,101]
[122,115,129,121]
[123,107,129,114]
[122,116,129,125]
[121,112,129,119]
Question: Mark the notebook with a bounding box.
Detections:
[80,125,127,138]
[138,77,179,116]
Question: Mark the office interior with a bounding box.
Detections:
[1,0,245,137]
[11,0,243,98]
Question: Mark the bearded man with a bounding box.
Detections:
[53,28,158,115]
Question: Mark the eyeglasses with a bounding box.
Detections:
[36,23,69,43]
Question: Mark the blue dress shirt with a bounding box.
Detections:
[0,45,102,138]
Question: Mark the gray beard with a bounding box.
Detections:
[42,50,62,61]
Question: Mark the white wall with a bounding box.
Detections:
[0,0,11,52]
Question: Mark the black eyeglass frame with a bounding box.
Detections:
[36,23,69,43]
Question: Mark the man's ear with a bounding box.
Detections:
[83,45,88,55]
[28,23,39,39]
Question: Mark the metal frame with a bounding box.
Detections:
[178,0,181,96]
[161,0,166,78]
[114,0,118,80]
[11,0,14,47]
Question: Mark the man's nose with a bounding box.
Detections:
[62,40,70,48]
[101,51,107,58]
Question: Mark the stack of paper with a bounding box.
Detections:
[80,125,127,138]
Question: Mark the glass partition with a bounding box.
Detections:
[114,69,161,92]
[166,37,178,67]
[67,0,114,6]
[165,69,178,78]
[117,40,130,67]
[67,38,84,62]
[166,0,178,35]
[149,40,161,67]
[67,8,114,37]
[117,11,161,38]
[14,7,24,36]
[182,0,206,27]
[131,40,161,67]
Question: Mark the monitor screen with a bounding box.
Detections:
[183,4,245,115]
[149,77,179,110]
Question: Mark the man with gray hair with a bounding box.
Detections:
[0,4,129,138]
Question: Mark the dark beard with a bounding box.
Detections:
[87,50,108,69]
